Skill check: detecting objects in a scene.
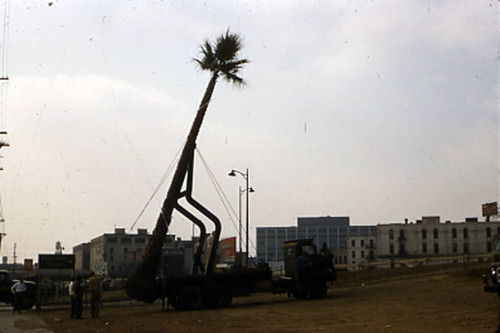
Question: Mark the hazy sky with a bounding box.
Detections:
[0,0,497,261]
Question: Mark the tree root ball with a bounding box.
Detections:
[125,273,159,303]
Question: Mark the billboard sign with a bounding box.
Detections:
[219,237,236,263]
[24,258,33,271]
[38,254,75,269]
[483,202,498,217]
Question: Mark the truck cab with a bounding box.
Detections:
[281,239,337,299]
[484,236,500,293]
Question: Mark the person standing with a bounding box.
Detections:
[192,241,205,275]
[10,278,27,313]
[320,243,335,271]
[69,277,76,319]
[88,272,103,318]
[74,276,83,319]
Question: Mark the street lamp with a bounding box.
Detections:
[228,168,254,266]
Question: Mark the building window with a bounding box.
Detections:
[352,251,356,258]
[369,239,374,247]
[351,239,356,247]
[487,242,492,252]
[487,228,492,238]
[389,244,394,254]
[361,251,365,258]
[452,243,457,253]
[369,250,374,259]
[463,228,468,239]
[422,229,427,239]
[422,243,427,254]
[452,228,457,239]
[434,243,439,254]
[463,243,469,253]
[124,248,128,254]
[389,229,394,240]
[433,228,438,239]
[361,239,365,247]
[399,243,406,255]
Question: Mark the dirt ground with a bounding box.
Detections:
[26,262,500,332]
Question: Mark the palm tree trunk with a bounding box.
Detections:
[126,72,219,302]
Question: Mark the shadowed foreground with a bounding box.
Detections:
[35,262,498,333]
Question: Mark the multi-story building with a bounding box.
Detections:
[75,228,206,278]
[377,216,500,258]
[347,234,377,266]
[89,228,150,277]
[256,216,376,267]
[73,242,90,271]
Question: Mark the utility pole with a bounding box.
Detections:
[12,242,16,276]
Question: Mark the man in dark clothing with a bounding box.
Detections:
[10,278,27,313]
[88,272,103,318]
[320,243,335,272]
[192,241,205,275]
[74,276,83,319]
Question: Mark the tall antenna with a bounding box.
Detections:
[0,0,10,259]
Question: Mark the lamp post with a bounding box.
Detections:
[229,168,254,266]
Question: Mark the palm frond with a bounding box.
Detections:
[215,30,243,62]
[193,29,248,85]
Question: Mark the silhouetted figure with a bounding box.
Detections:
[192,241,205,275]
[320,243,334,271]
[297,250,311,291]
[10,278,27,313]
[88,272,103,318]
[74,276,83,319]
[69,277,76,318]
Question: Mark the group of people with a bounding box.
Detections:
[69,272,103,319]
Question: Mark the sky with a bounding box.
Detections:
[0,0,497,262]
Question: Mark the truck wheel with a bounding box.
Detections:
[169,288,183,310]
[179,286,203,310]
[205,284,232,308]
[310,281,327,299]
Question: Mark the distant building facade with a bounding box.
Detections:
[347,234,377,266]
[74,228,206,278]
[256,216,376,267]
[73,242,90,271]
[88,228,150,277]
[377,216,500,258]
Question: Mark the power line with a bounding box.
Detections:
[196,148,256,253]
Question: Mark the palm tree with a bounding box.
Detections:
[126,30,249,302]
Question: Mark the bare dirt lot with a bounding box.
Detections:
[24,262,500,332]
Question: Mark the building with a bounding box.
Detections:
[73,242,90,272]
[256,216,377,268]
[377,216,500,258]
[347,234,377,266]
[89,228,150,277]
[74,228,208,278]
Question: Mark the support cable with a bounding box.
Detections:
[129,141,184,231]
[196,148,256,253]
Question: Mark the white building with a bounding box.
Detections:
[89,228,150,277]
[347,235,377,266]
[377,216,500,258]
